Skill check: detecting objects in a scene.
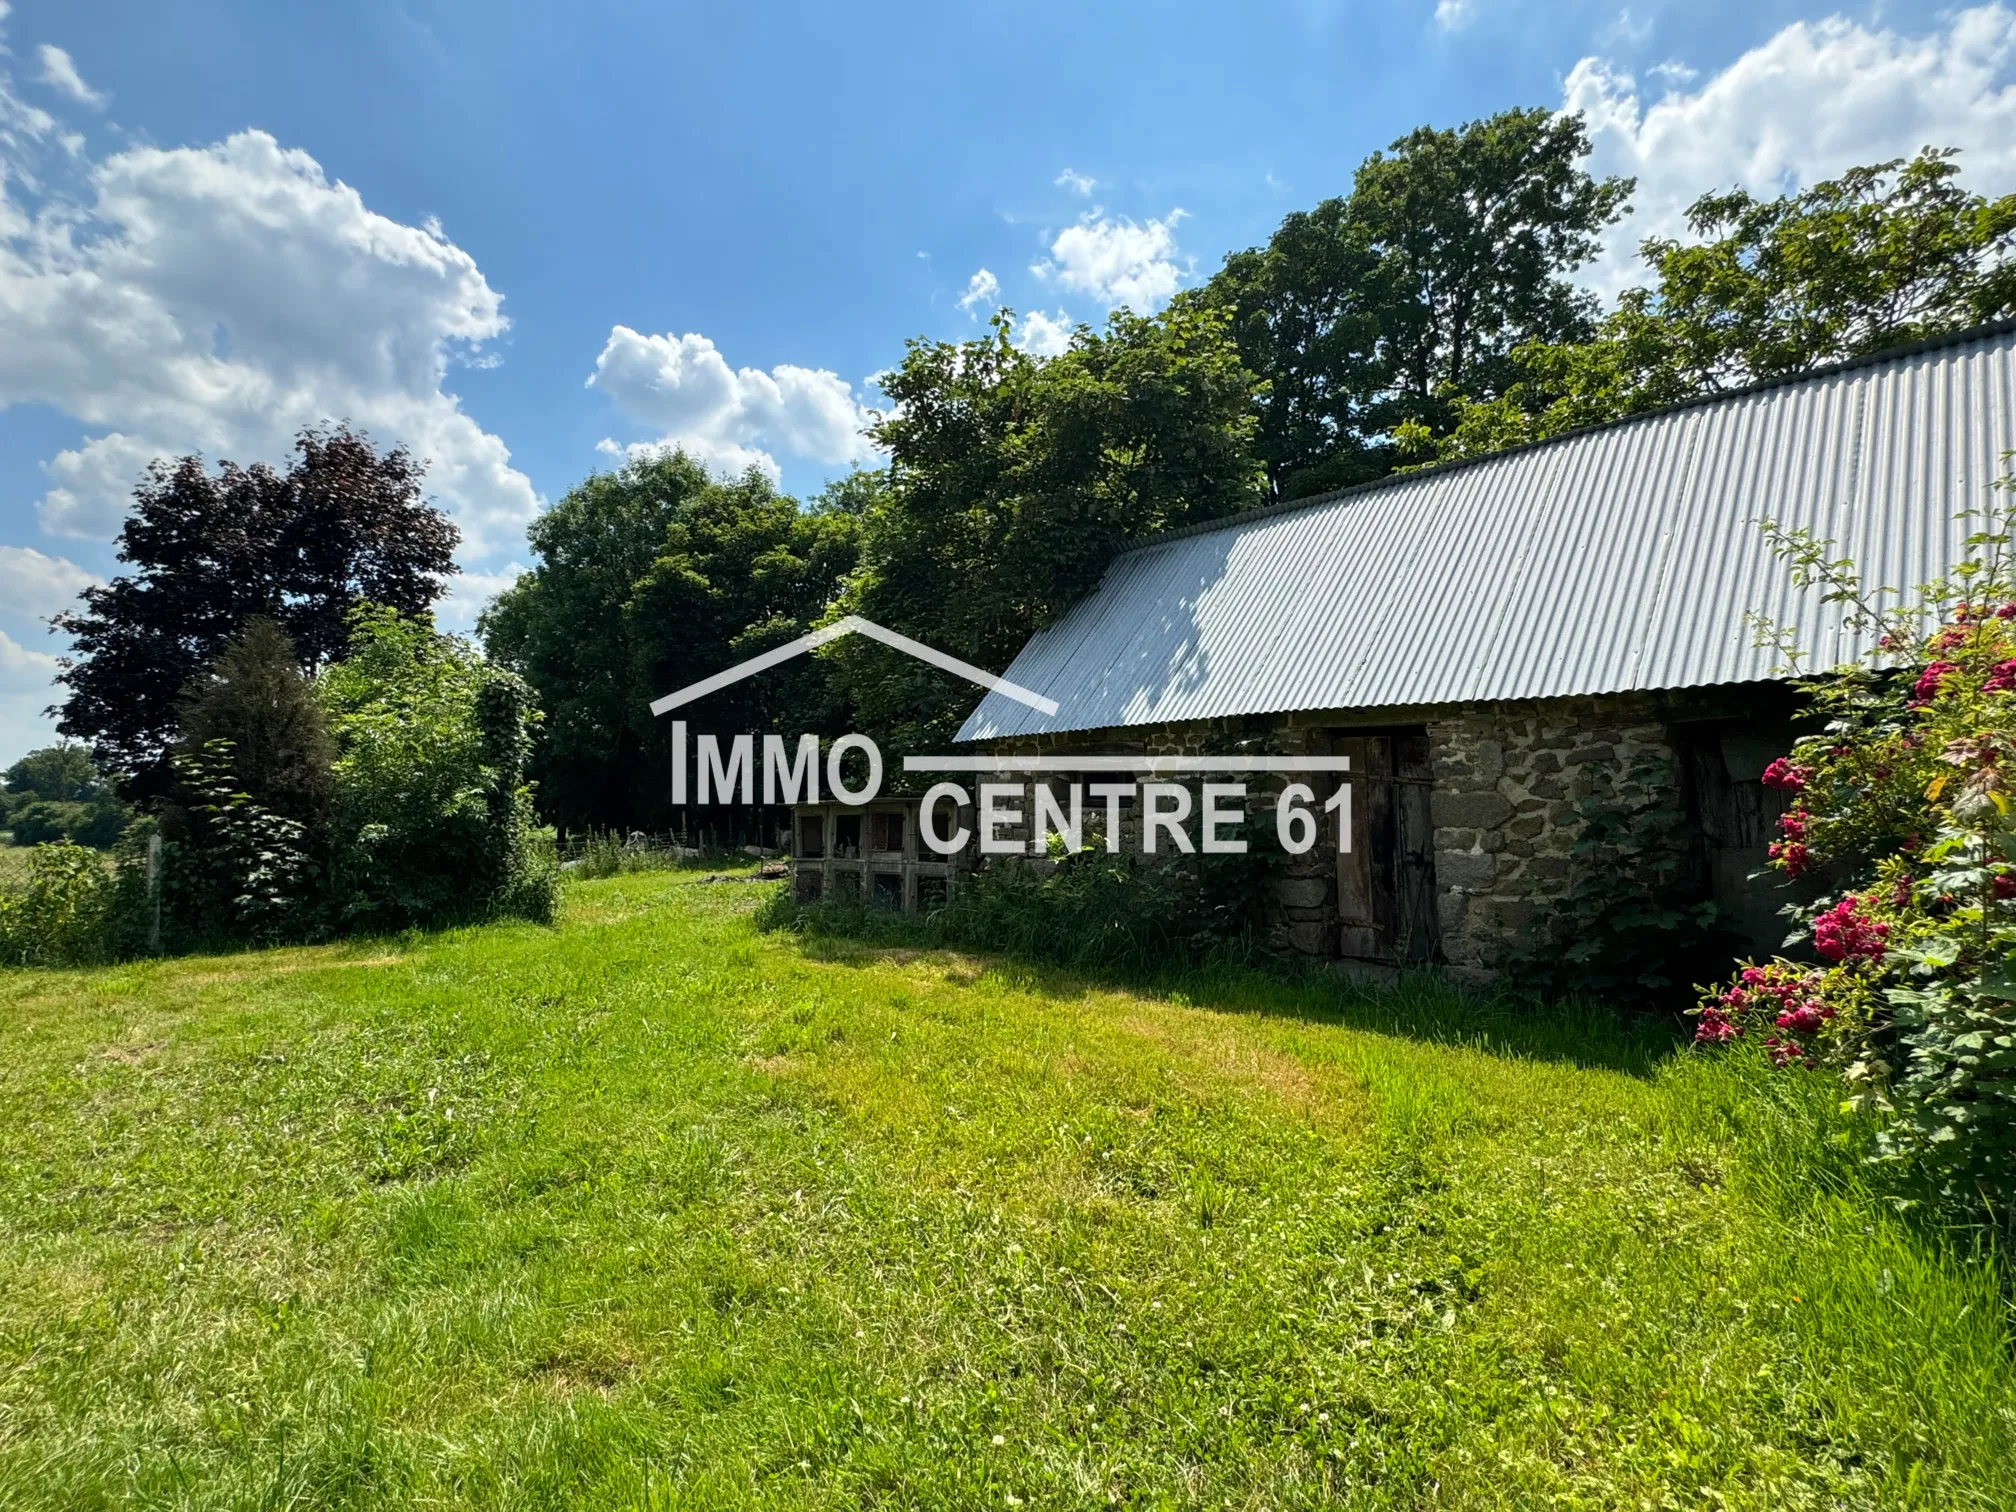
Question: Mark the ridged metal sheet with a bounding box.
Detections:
[957,325,2016,741]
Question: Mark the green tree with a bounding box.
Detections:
[3,742,109,805]
[2,742,127,850]
[481,454,860,830]
[1198,107,1631,498]
[175,618,335,828]
[1424,149,2016,462]
[54,426,458,791]
[841,303,1264,751]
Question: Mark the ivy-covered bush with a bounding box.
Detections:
[1697,477,2016,1223]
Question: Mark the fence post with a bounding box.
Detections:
[146,831,163,955]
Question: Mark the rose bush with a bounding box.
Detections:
[1698,472,2016,1224]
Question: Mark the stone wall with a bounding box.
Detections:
[1407,694,1679,983]
[976,691,1692,983]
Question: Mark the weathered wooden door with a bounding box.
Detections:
[1330,730,1440,965]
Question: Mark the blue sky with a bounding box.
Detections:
[2,0,2013,762]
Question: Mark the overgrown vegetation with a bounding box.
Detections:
[1696,473,2016,1234]
[0,872,2009,1507]
[767,836,1285,974]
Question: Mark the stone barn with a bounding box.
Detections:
[944,322,2016,982]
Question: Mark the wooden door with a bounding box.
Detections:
[1332,730,1440,966]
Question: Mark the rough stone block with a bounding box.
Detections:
[1275,877,1329,909]
[1437,850,1498,889]
[1432,791,1513,829]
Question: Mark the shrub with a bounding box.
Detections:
[768,795,1284,976]
[6,799,129,850]
[1696,471,2016,1227]
[0,844,115,967]
[2,742,129,849]
[321,607,556,931]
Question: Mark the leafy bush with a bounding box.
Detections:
[5,799,128,850]
[161,740,318,947]
[0,844,115,967]
[2,741,128,849]
[768,798,1285,975]
[1696,475,2016,1227]
[321,607,557,931]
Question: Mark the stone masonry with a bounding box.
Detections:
[977,689,1688,984]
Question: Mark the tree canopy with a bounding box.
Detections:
[836,302,1265,750]
[1416,149,2016,463]
[54,426,457,790]
[1196,107,1632,499]
[480,453,860,830]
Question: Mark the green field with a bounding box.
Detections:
[0,872,2009,1509]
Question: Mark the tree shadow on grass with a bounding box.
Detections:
[772,908,1684,1080]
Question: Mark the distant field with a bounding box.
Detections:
[0,872,2008,1509]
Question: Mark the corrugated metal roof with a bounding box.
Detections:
[957,322,2016,742]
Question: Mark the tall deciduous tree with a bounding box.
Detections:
[839,303,1265,750]
[480,453,860,830]
[1423,149,2016,462]
[1198,107,1632,498]
[53,426,457,789]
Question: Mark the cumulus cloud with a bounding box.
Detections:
[587,326,880,484]
[0,545,96,622]
[957,267,1000,314]
[1054,168,1096,197]
[35,45,104,108]
[1016,309,1077,358]
[0,625,63,763]
[0,50,538,553]
[435,559,528,633]
[1032,210,1187,312]
[1569,5,2016,299]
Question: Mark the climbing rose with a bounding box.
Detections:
[1812,897,1889,964]
[1768,840,1811,877]
[1985,658,2016,693]
[1760,758,1809,790]
[1912,661,1959,705]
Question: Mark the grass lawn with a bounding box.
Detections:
[0,873,2010,1509]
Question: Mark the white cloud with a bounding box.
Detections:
[595,432,784,485]
[0,545,95,622]
[0,625,62,765]
[435,560,527,633]
[1569,6,2016,300]
[1032,210,1187,312]
[0,51,538,554]
[1016,309,1076,358]
[586,326,879,485]
[1434,0,1476,33]
[1055,168,1096,197]
[957,267,1000,315]
[35,45,103,108]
